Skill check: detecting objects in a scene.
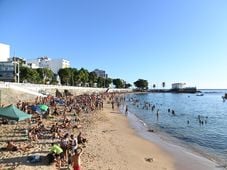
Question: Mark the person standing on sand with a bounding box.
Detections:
[125,105,128,116]
[111,100,115,110]
[71,147,83,170]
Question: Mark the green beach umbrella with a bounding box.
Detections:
[38,104,48,111]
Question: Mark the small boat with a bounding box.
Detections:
[196,93,204,96]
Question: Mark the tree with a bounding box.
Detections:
[105,78,112,88]
[50,74,59,85]
[134,79,148,90]
[36,68,54,84]
[153,84,156,89]
[20,66,40,83]
[125,83,132,88]
[88,71,98,87]
[113,78,125,88]
[97,77,105,88]
[58,68,72,85]
[78,68,89,86]
[68,68,78,86]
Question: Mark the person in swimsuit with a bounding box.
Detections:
[6,141,31,152]
[71,147,83,170]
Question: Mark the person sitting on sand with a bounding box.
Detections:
[62,116,71,128]
[77,132,87,145]
[53,107,59,115]
[6,141,31,152]
[28,128,38,141]
[71,147,83,170]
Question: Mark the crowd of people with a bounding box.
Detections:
[2,90,124,170]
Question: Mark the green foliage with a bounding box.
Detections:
[96,77,112,88]
[58,68,72,85]
[105,78,112,88]
[88,72,98,87]
[125,83,132,88]
[19,65,133,89]
[20,66,40,83]
[36,68,54,84]
[134,79,148,90]
[113,78,125,88]
[78,68,89,86]
[96,77,104,87]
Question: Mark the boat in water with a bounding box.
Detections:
[196,93,204,96]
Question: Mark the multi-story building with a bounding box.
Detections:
[172,83,186,89]
[0,62,15,82]
[0,43,10,62]
[93,69,107,78]
[27,57,70,74]
[49,59,70,74]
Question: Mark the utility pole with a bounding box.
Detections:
[12,61,20,83]
[17,62,20,83]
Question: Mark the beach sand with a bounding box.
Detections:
[82,104,175,170]
[0,88,222,170]
[0,89,175,170]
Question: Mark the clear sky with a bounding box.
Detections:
[0,0,227,89]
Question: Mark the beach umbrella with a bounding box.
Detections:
[38,104,48,111]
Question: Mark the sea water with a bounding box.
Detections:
[123,90,227,165]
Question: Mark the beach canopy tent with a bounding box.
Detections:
[0,104,32,121]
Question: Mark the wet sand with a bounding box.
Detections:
[127,112,223,170]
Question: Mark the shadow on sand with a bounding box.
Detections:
[1,154,70,170]
[1,155,49,167]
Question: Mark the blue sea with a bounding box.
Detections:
[123,90,227,165]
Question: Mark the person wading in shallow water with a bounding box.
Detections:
[125,105,128,116]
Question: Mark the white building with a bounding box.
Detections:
[27,57,70,74]
[49,59,70,74]
[0,43,10,62]
[172,83,186,89]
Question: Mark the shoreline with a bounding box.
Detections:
[0,89,175,170]
[83,103,176,170]
[125,108,223,170]
[0,88,224,170]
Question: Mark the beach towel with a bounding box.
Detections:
[27,155,41,163]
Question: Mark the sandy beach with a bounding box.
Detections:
[0,88,222,170]
[81,104,175,170]
[0,89,176,170]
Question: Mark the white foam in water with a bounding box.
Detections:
[139,119,147,127]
